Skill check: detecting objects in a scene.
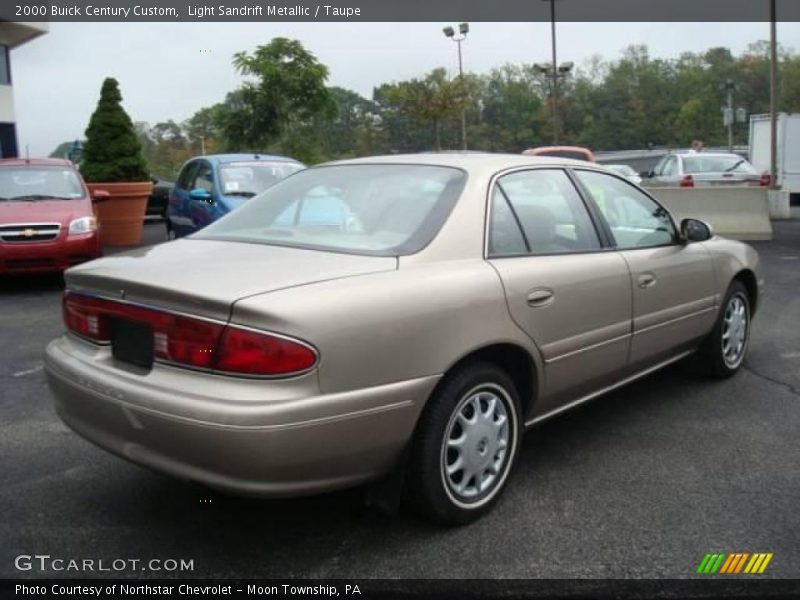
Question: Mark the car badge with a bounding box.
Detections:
[23,228,36,238]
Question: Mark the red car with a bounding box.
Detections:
[0,158,102,274]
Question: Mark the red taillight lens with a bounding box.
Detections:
[759,172,771,187]
[62,292,317,376]
[63,293,111,341]
[679,174,694,188]
[216,327,317,376]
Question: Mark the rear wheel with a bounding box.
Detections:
[697,280,751,378]
[407,362,521,524]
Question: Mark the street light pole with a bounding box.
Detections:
[443,23,469,150]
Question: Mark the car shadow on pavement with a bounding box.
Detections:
[0,273,64,295]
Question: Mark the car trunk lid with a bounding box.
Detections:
[65,238,397,321]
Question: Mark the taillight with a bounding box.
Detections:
[62,293,111,341]
[62,292,317,376]
[759,172,771,187]
[679,174,694,188]
[216,327,317,376]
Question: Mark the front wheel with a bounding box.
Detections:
[698,280,751,378]
[407,362,522,524]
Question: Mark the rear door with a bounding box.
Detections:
[487,168,633,414]
[572,169,717,369]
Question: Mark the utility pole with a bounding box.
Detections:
[547,0,559,144]
[769,0,779,189]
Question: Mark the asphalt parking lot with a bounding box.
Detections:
[2,217,799,580]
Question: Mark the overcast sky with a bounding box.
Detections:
[12,21,800,156]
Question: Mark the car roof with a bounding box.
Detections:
[198,153,302,165]
[319,152,595,173]
[0,158,75,168]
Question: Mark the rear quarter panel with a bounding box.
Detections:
[229,260,541,395]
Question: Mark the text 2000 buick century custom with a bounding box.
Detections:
[45,153,760,524]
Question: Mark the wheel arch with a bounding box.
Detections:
[427,342,540,422]
[733,268,759,315]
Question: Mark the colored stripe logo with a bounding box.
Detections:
[696,552,773,574]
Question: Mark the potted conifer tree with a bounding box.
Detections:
[81,78,153,246]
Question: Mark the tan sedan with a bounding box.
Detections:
[45,153,761,524]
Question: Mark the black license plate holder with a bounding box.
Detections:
[111,319,154,369]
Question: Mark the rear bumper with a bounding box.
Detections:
[0,234,101,274]
[44,335,437,496]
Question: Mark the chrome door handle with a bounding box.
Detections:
[526,289,554,306]
[638,273,656,289]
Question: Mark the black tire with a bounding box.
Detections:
[697,280,751,378]
[406,362,522,525]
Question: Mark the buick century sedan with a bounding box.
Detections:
[45,153,760,523]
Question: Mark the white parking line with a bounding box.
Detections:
[12,366,43,378]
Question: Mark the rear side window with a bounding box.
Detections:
[489,169,601,257]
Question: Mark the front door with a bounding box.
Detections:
[487,168,633,415]
[572,169,717,368]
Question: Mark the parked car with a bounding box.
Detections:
[146,179,173,218]
[522,145,595,162]
[0,158,102,275]
[643,152,768,188]
[167,154,304,237]
[45,153,760,524]
[605,163,642,186]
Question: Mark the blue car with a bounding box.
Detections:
[167,154,304,237]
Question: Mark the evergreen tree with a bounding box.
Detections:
[80,78,150,182]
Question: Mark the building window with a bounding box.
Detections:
[0,46,10,85]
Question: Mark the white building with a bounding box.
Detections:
[0,21,48,157]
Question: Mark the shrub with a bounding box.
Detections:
[80,78,150,182]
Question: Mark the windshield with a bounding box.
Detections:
[195,164,467,256]
[0,166,85,201]
[683,155,756,174]
[219,161,304,197]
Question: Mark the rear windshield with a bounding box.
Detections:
[683,156,756,174]
[194,164,467,256]
[219,162,304,197]
[534,149,591,161]
[0,166,85,201]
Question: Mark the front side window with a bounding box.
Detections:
[489,169,601,256]
[0,166,84,201]
[574,170,676,250]
[192,162,214,193]
[195,164,466,256]
[176,162,198,190]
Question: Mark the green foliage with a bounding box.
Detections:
[222,38,336,158]
[80,78,150,182]
[136,39,800,177]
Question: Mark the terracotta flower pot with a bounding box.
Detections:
[87,181,153,247]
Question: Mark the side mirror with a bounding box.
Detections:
[644,169,655,178]
[189,188,213,202]
[681,218,713,243]
[91,189,111,203]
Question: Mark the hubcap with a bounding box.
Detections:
[441,387,511,504]
[722,294,748,368]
